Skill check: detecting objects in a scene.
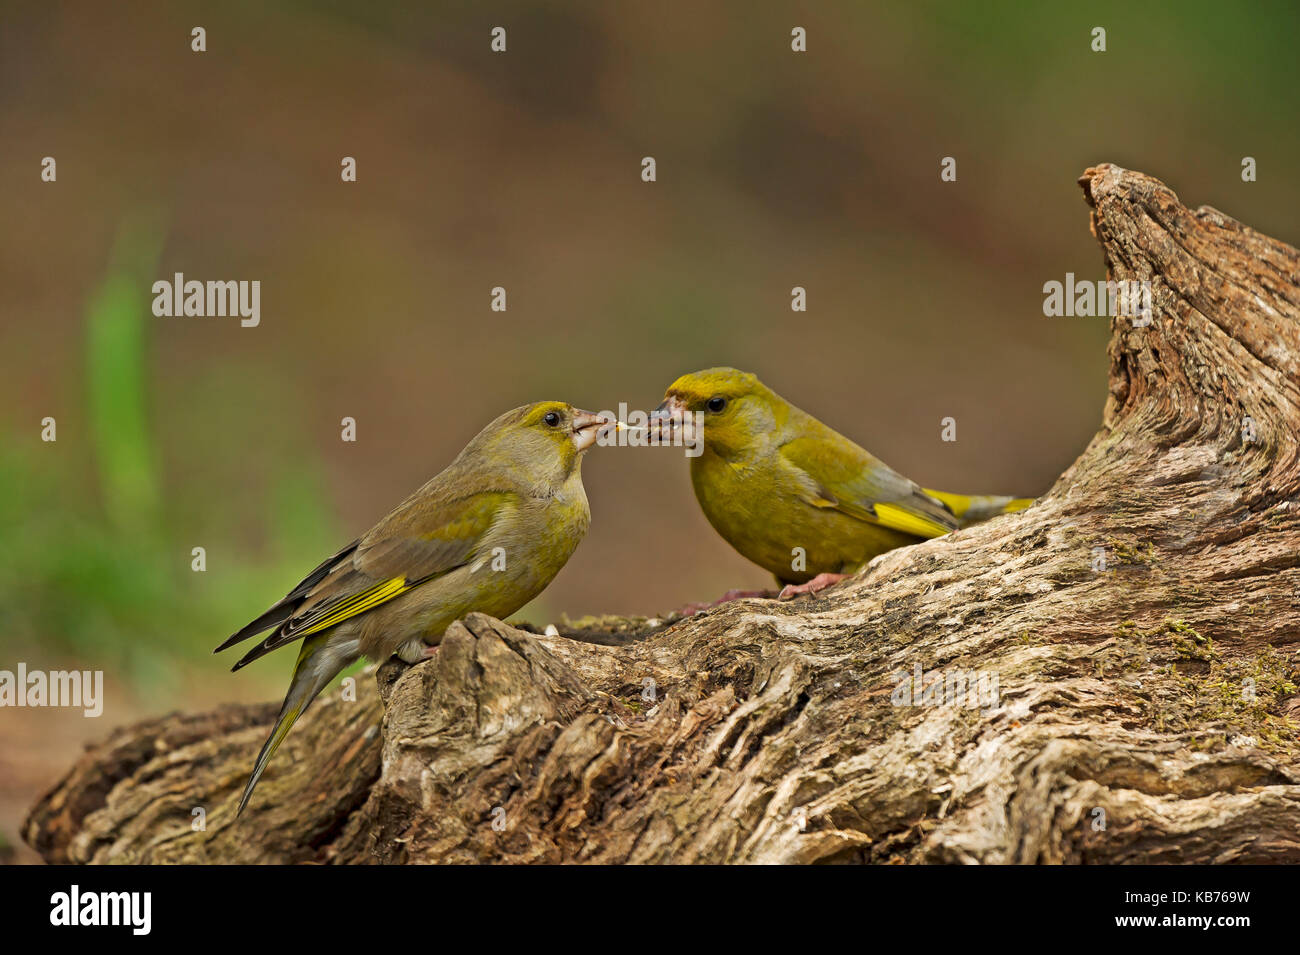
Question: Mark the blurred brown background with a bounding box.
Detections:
[2,1,1298,860]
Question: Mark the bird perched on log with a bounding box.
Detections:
[216,401,612,814]
[652,368,1031,599]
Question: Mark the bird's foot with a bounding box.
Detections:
[395,637,439,664]
[672,588,777,617]
[778,573,850,600]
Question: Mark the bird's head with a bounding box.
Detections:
[469,401,613,485]
[654,367,783,458]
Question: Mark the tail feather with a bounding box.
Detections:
[236,636,354,816]
[923,490,1034,528]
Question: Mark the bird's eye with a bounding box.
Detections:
[543,411,562,427]
[706,396,727,413]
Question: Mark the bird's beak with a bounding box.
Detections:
[571,409,614,452]
[650,395,693,445]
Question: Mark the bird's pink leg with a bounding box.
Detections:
[778,573,850,600]
[421,643,440,658]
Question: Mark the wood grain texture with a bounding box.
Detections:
[25,165,1300,863]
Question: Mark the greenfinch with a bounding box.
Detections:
[216,401,611,814]
[652,368,1031,597]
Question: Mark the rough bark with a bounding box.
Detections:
[25,165,1300,864]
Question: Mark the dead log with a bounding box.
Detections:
[25,164,1300,864]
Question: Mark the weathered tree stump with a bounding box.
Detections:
[25,165,1300,864]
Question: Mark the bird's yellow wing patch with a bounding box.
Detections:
[295,577,414,637]
[871,502,953,539]
[808,493,954,539]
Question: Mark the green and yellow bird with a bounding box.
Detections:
[653,368,1031,597]
[216,401,611,814]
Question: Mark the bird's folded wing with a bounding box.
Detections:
[779,436,958,540]
[226,488,511,669]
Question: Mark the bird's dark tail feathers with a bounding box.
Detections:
[237,635,354,816]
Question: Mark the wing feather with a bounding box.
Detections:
[220,483,511,670]
[779,434,958,540]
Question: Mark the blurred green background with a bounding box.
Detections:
[2,1,1298,859]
